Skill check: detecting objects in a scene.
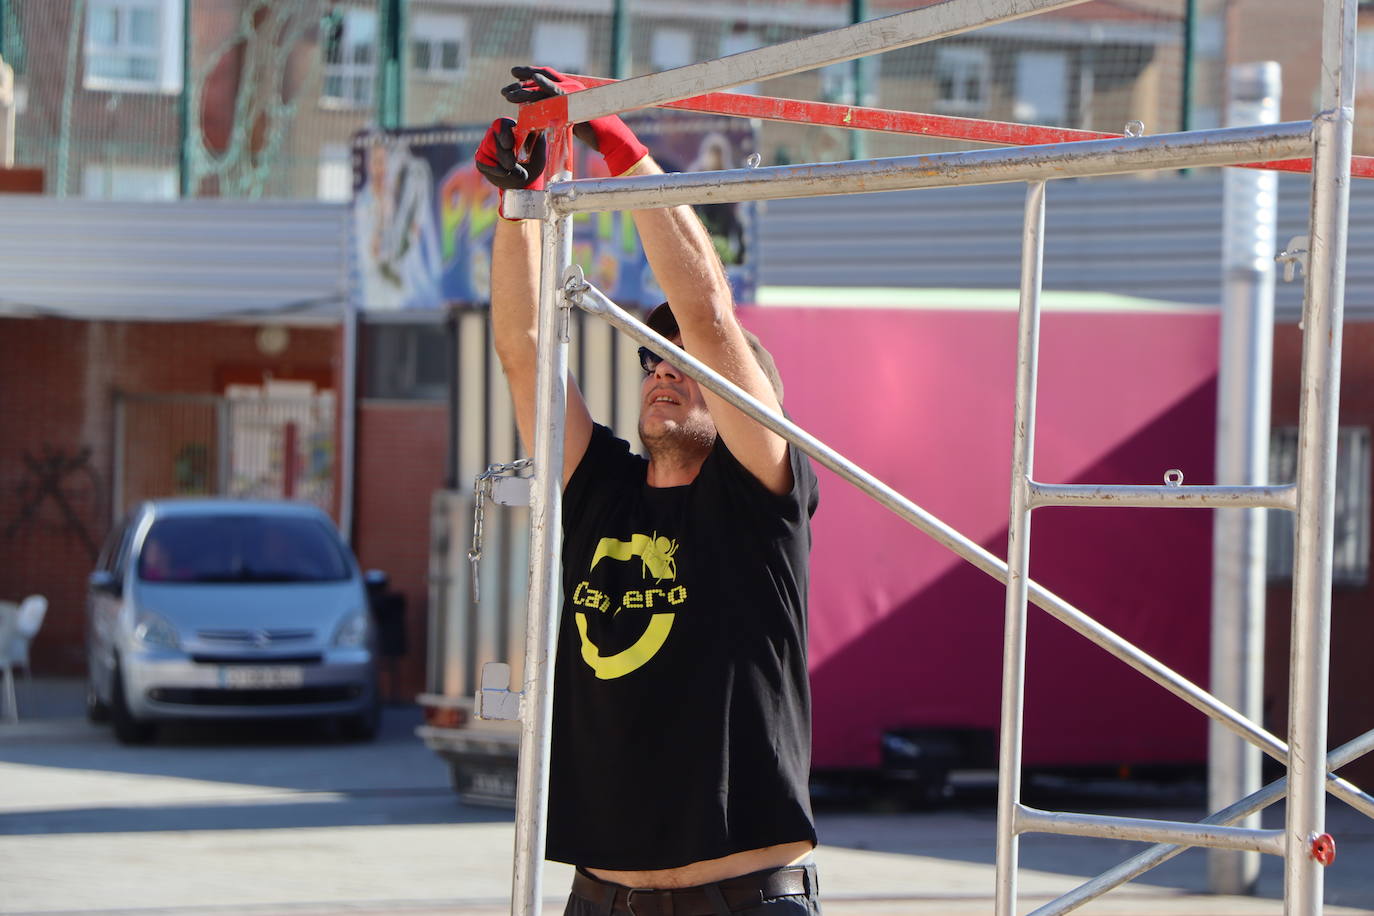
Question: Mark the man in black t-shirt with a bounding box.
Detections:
[478,66,821,915]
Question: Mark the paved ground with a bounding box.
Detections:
[1,679,1371,915]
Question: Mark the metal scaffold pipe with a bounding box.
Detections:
[504,122,1314,217]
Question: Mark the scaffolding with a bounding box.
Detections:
[475,0,1374,913]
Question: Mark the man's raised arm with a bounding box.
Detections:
[502,67,792,494]
[477,117,593,485]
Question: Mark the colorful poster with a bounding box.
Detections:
[350,112,758,312]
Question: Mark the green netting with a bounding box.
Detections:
[3,0,1201,200]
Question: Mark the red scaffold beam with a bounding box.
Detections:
[515,75,1374,180]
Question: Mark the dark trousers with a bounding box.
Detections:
[564,864,821,916]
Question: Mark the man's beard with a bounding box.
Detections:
[639,413,717,467]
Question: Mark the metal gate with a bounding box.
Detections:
[113,391,336,516]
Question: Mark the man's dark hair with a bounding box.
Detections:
[644,302,784,403]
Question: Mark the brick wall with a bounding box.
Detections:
[351,401,450,702]
[0,317,338,675]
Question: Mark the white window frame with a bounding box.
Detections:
[934,45,990,115]
[83,0,183,94]
[1358,27,1374,92]
[650,28,694,72]
[531,22,589,76]
[411,12,468,81]
[1013,49,1068,126]
[82,163,178,200]
[720,30,765,95]
[1268,426,1372,586]
[322,7,377,110]
[316,143,352,202]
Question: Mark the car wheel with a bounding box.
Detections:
[110,662,156,745]
[85,679,111,723]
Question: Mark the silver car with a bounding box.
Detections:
[86,499,382,744]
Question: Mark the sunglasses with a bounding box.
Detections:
[638,346,666,375]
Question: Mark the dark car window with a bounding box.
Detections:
[138,515,352,584]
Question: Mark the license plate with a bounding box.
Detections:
[220,666,304,689]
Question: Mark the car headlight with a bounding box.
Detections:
[332,609,370,648]
[133,610,181,650]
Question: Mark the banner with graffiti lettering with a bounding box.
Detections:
[350,113,758,312]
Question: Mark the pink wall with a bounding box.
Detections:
[742,305,1220,770]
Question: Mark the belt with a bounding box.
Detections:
[571,864,813,916]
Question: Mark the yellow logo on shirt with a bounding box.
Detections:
[574,533,684,680]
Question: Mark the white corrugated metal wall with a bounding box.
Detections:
[0,198,348,321]
[757,173,1374,322]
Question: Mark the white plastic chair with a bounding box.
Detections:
[10,595,48,682]
[0,601,18,723]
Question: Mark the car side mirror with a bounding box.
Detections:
[89,569,121,595]
[363,569,389,593]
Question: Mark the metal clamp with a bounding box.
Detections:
[1124,121,1146,138]
[560,264,589,341]
[476,661,522,721]
[1164,469,1184,487]
[468,458,534,604]
[1277,235,1310,283]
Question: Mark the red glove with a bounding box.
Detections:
[473,117,546,219]
[502,66,649,177]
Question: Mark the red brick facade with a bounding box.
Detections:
[352,402,450,701]
[0,317,339,673]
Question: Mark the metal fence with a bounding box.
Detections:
[114,391,336,516]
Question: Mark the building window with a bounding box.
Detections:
[1359,27,1374,92]
[934,46,989,114]
[1268,426,1371,586]
[84,0,182,93]
[1014,50,1068,126]
[650,28,694,72]
[719,30,764,95]
[531,22,589,75]
[363,321,450,401]
[322,8,376,109]
[412,13,467,79]
[317,144,351,202]
[82,164,178,200]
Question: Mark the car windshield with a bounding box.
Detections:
[138,514,352,584]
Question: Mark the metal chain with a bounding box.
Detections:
[467,458,533,604]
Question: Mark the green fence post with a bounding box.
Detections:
[849,0,867,159]
[377,0,405,129]
[610,0,629,79]
[179,0,191,196]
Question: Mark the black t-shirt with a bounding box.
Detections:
[547,423,819,870]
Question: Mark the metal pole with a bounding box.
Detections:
[376,0,405,129]
[178,0,191,197]
[848,0,868,160]
[558,0,1097,123]
[995,180,1046,916]
[513,122,1314,214]
[0,53,14,168]
[1209,59,1280,897]
[609,0,629,80]
[1015,806,1286,855]
[1181,0,1197,132]
[1287,0,1356,910]
[339,302,358,543]
[56,0,86,197]
[510,195,573,916]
